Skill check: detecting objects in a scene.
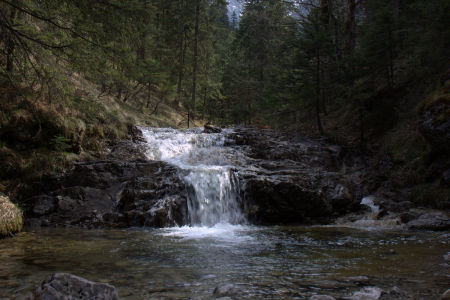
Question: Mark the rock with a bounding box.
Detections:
[213,283,240,298]
[27,160,188,228]
[444,252,450,261]
[203,125,222,134]
[0,195,23,238]
[441,289,450,300]
[243,178,331,224]
[379,286,412,300]
[12,292,34,300]
[442,169,450,187]
[406,211,450,231]
[229,127,370,225]
[440,289,450,300]
[339,276,370,285]
[399,212,418,224]
[387,201,412,213]
[35,273,118,300]
[31,196,56,216]
[343,287,384,300]
[309,295,336,300]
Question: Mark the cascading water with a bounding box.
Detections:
[140,127,245,227]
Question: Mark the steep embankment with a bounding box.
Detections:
[0,72,192,227]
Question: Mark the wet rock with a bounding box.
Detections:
[343,287,384,300]
[203,125,222,134]
[230,127,370,225]
[27,160,188,228]
[309,295,336,300]
[399,212,418,224]
[31,196,56,216]
[441,289,450,300]
[406,211,450,231]
[339,276,370,285]
[35,273,118,300]
[213,283,240,298]
[444,252,450,261]
[379,286,412,300]
[243,178,331,224]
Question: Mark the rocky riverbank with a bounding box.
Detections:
[23,126,449,230]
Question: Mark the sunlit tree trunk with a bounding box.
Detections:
[176,0,184,104]
[191,0,200,121]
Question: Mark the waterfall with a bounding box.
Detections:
[140,127,245,226]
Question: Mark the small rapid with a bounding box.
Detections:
[140,127,245,227]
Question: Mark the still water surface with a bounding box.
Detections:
[1,225,449,299]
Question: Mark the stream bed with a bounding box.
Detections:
[1,225,449,299]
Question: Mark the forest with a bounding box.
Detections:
[0,0,449,299]
[1,0,448,205]
[0,0,448,209]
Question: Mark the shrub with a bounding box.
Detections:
[0,195,23,238]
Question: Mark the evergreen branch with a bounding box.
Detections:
[0,0,103,48]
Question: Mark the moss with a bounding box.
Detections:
[0,195,23,238]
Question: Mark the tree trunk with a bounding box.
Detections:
[191,0,200,122]
[320,0,329,29]
[176,0,184,104]
[344,0,356,57]
[344,0,356,84]
[359,104,365,149]
[316,48,324,135]
[202,87,207,120]
[146,83,151,109]
[328,0,341,60]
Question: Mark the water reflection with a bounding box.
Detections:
[0,226,448,299]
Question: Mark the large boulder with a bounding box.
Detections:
[35,273,118,300]
[27,160,188,228]
[405,211,450,231]
[228,127,369,225]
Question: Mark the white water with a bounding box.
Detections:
[140,127,245,228]
[360,196,380,216]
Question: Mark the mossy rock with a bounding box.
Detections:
[0,195,23,237]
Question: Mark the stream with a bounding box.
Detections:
[1,226,449,299]
[0,128,449,299]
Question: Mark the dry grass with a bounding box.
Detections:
[0,195,23,237]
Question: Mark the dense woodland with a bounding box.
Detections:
[0,0,449,206]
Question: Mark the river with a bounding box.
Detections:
[0,128,448,299]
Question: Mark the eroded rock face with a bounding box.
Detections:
[227,127,373,225]
[35,273,118,300]
[27,160,187,228]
